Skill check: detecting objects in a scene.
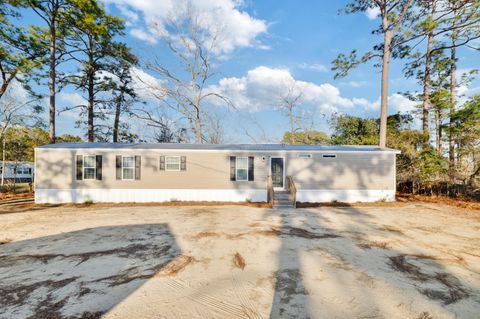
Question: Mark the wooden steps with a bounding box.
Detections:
[273,191,295,208]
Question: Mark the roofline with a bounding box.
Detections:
[0,161,34,164]
[35,146,401,154]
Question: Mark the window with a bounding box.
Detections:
[322,154,337,158]
[122,156,135,180]
[16,167,31,174]
[236,157,248,181]
[83,156,96,180]
[298,153,312,158]
[165,156,181,171]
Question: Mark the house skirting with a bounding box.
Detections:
[296,189,395,203]
[34,188,267,204]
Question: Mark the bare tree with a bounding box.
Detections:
[0,86,40,185]
[277,82,305,144]
[130,108,189,143]
[146,3,232,143]
[204,112,225,144]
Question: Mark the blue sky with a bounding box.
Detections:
[17,0,480,142]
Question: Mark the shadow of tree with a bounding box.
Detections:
[267,205,477,318]
[0,223,181,318]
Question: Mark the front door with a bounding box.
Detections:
[271,157,284,189]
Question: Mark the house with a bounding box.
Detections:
[1,161,35,183]
[34,143,400,205]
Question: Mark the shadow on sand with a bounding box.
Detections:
[266,204,475,318]
[0,223,181,318]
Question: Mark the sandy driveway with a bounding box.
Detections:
[0,202,479,318]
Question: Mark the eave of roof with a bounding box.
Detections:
[36,142,401,153]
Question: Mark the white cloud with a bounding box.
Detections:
[365,7,380,20]
[130,28,158,44]
[208,66,373,114]
[57,92,86,120]
[116,4,139,25]
[58,92,86,107]
[298,63,329,72]
[347,80,367,88]
[105,0,268,53]
[367,93,418,113]
[130,67,165,100]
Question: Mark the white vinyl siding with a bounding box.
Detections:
[122,156,135,180]
[235,157,248,181]
[83,156,96,180]
[165,156,181,171]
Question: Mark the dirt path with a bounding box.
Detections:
[0,203,479,318]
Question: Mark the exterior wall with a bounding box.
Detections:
[285,152,396,190]
[35,149,269,190]
[35,148,270,203]
[35,147,397,203]
[35,189,267,203]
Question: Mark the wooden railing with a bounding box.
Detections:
[267,175,274,206]
[287,176,297,208]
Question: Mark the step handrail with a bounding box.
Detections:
[267,175,274,206]
[287,176,297,208]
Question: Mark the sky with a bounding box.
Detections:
[15,0,480,143]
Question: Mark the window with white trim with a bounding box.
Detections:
[165,156,181,171]
[122,156,135,180]
[83,155,96,180]
[236,157,248,181]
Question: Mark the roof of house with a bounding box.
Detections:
[37,142,400,153]
[0,161,34,165]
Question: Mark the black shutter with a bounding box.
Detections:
[96,155,102,180]
[135,156,141,180]
[116,155,122,180]
[230,156,236,181]
[159,156,165,170]
[76,155,83,180]
[248,156,254,181]
[180,156,186,171]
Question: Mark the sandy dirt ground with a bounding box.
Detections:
[0,202,479,319]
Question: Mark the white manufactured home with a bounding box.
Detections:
[34,143,400,205]
[1,161,34,183]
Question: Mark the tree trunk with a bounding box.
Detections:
[13,161,17,193]
[195,116,202,144]
[449,18,457,177]
[48,1,58,144]
[290,111,295,144]
[422,0,436,148]
[0,75,14,100]
[379,28,392,148]
[1,137,5,186]
[87,71,94,142]
[113,93,123,143]
[435,108,441,155]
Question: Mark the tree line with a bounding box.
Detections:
[1,0,139,144]
[0,0,479,197]
[281,0,480,197]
